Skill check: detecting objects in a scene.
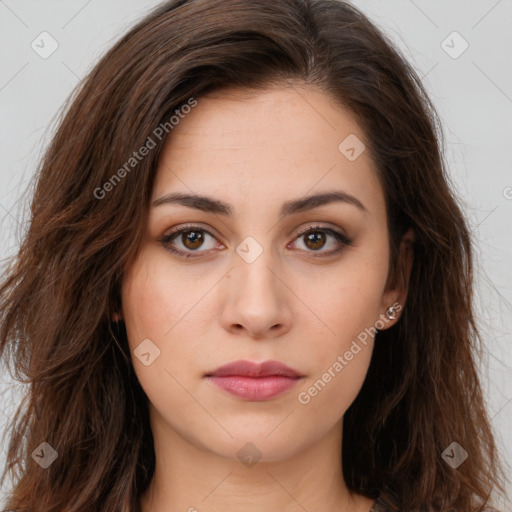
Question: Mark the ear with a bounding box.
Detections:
[379,227,415,329]
[112,311,123,322]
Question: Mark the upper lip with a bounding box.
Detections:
[205,360,304,378]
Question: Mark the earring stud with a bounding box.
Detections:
[385,305,397,320]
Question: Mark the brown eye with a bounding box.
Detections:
[292,225,353,257]
[159,225,219,258]
[181,230,204,250]
[303,231,327,251]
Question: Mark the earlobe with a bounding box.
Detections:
[112,312,123,322]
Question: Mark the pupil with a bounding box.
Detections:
[184,231,203,249]
[307,232,325,250]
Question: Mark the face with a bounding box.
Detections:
[121,83,405,462]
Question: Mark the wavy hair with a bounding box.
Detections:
[0,0,507,510]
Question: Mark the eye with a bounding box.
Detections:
[159,224,221,258]
[290,224,353,257]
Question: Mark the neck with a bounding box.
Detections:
[139,405,374,512]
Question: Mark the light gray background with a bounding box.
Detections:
[0,0,511,508]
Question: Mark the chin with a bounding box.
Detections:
[193,425,312,464]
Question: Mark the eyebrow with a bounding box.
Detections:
[151,190,367,216]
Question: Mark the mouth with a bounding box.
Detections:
[204,359,305,401]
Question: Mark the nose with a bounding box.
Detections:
[219,245,293,340]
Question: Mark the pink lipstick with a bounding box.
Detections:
[205,360,304,401]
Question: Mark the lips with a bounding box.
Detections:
[204,360,304,401]
[206,359,303,378]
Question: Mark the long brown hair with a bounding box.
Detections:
[0,0,507,510]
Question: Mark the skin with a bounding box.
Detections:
[120,82,414,512]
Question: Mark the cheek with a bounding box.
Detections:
[121,249,206,344]
[120,249,217,390]
[296,346,373,426]
[120,253,204,412]
[297,259,387,348]
[295,291,377,424]
[292,256,387,414]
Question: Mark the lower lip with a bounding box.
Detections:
[206,375,301,401]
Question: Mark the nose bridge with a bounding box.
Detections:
[233,233,280,304]
[220,232,291,336]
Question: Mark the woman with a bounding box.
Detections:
[0,0,506,510]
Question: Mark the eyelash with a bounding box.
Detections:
[158,224,353,259]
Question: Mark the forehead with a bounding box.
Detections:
[152,84,385,219]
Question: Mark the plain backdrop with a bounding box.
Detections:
[0,0,511,509]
